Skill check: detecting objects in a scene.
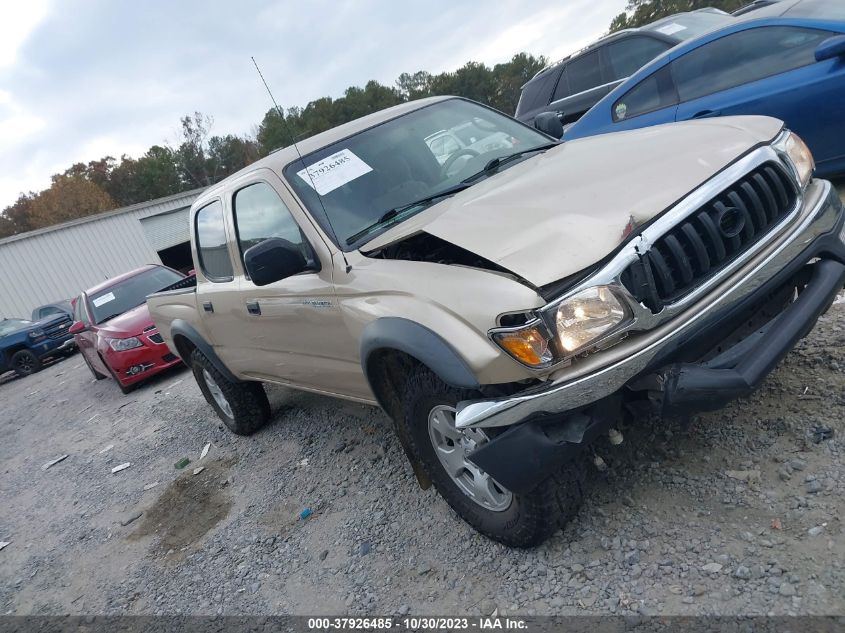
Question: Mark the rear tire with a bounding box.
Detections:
[399,365,585,548]
[11,350,42,377]
[191,349,271,435]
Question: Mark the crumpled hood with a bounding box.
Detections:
[96,303,153,337]
[363,116,784,287]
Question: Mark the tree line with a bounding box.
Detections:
[0,0,746,239]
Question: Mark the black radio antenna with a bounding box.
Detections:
[251,56,351,273]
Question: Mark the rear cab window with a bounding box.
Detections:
[195,200,234,282]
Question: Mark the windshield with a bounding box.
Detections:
[647,11,734,40]
[0,319,30,336]
[88,267,184,324]
[284,98,550,250]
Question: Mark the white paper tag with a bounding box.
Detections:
[655,22,686,36]
[297,149,373,196]
[92,292,115,307]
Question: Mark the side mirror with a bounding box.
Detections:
[815,35,845,62]
[534,112,564,139]
[69,321,87,335]
[244,237,311,286]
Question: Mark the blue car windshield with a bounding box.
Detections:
[0,319,31,336]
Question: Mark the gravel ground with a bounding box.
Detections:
[1,188,843,618]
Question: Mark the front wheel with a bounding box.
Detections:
[400,366,585,548]
[191,349,271,435]
[11,350,42,377]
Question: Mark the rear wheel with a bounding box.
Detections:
[191,349,271,435]
[11,350,41,377]
[399,366,585,548]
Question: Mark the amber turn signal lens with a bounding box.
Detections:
[492,326,553,367]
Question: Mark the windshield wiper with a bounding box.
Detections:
[98,313,122,323]
[345,182,472,245]
[462,142,560,183]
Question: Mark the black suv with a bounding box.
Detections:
[515,9,734,127]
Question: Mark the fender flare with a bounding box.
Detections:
[170,319,241,384]
[359,317,479,390]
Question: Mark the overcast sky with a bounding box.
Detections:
[0,0,624,209]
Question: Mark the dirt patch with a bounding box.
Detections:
[130,459,234,554]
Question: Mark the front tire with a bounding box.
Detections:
[83,353,108,380]
[400,366,585,548]
[191,349,271,435]
[11,350,42,377]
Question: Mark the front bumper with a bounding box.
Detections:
[106,331,182,387]
[457,179,845,430]
[464,180,844,493]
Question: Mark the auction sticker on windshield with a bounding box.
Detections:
[297,149,373,196]
[92,292,115,307]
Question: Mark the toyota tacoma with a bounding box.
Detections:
[147,96,845,547]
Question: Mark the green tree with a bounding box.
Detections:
[0,194,37,239]
[610,0,746,31]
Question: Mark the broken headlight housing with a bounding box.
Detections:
[491,285,633,368]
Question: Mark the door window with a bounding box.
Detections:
[612,66,678,121]
[515,68,561,116]
[672,26,834,102]
[605,36,671,81]
[566,50,603,95]
[233,182,315,274]
[195,200,234,282]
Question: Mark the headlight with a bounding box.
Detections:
[491,324,554,368]
[108,337,143,352]
[553,286,631,355]
[778,131,814,189]
[28,330,45,339]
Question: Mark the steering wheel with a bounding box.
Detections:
[442,148,480,178]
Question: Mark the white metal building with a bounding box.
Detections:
[0,188,204,318]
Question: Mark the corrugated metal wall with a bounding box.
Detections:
[0,189,203,318]
[139,208,191,251]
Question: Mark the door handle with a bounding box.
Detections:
[691,109,721,119]
[202,301,214,313]
[246,301,261,315]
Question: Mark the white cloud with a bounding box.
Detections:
[0,0,50,68]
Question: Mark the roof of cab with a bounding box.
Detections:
[194,96,454,206]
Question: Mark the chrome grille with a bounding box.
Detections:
[148,333,164,344]
[621,163,797,312]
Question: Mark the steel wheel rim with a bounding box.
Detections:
[427,404,513,512]
[203,369,233,418]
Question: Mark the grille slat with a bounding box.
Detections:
[622,163,796,312]
[148,333,164,344]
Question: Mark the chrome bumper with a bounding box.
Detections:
[456,179,845,429]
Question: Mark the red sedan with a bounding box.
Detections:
[70,265,186,393]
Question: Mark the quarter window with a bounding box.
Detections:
[233,182,314,273]
[672,26,834,102]
[566,50,603,95]
[612,66,678,122]
[605,37,671,81]
[195,200,234,281]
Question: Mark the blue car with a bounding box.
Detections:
[0,314,75,378]
[564,0,845,177]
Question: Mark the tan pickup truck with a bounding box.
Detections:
[148,96,845,547]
